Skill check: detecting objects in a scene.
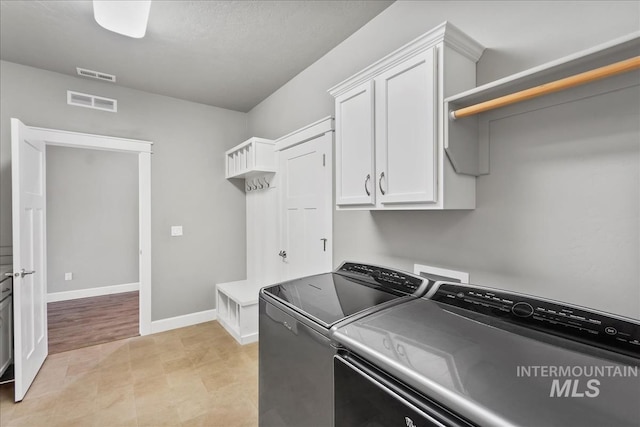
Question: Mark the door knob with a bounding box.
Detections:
[278,250,287,259]
[16,269,36,278]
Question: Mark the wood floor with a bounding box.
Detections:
[48,291,139,354]
[0,322,258,426]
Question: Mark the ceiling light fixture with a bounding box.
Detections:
[93,0,151,39]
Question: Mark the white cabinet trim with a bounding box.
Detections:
[328,21,484,99]
[275,116,334,151]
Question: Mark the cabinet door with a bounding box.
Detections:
[376,47,438,205]
[335,81,375,206]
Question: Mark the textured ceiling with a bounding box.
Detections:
[0,0,393,112]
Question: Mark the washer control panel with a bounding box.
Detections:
[432,283,640,358]
[337,262,425,295]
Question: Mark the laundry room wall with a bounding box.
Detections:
[46,145,138,297]
[0,60,249,320]
[247,1,640,318]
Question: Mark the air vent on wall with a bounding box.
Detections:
[67,90,117,112]
[76,67,116,82]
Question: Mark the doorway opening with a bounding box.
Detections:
[46,146,140,354]
[10,118,152,401]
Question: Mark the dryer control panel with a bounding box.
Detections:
[431,283,640,359]
[337,262,426,296]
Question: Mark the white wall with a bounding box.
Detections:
[0,61,249,320]
[247,1,640,318]
[46,146,138,295]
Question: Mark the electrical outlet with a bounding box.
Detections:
[171,226,183,236]
[65,272,73,281]
[413,264,469,283]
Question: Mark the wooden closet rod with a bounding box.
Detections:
[450,56,640,120]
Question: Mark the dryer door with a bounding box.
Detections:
[334,353,472,427]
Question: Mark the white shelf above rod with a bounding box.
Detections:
[450,56,640,120]
[444,31,640,177]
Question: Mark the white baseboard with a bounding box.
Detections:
[47,282,140,303]
[150,309,217,334]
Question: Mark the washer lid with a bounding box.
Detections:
[332,298,640,427]
[262,272,406,328]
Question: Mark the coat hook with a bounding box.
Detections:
[262,177,270,188]
[246,183,251,192]
[252,179,258,190]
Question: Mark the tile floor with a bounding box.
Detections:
[0,322,258,426]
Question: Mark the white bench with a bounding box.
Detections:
[216,280,264,345]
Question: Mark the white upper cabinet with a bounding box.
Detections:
[335,81,375,206]
[329,22,484,210]
[376,48,438,205]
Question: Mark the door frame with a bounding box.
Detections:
[13,119,153,336]
[274,116,334,280]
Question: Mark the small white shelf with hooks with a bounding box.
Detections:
[225,137,275,179]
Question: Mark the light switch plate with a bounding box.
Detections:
[171,226,183,236]
[65,272,73,281]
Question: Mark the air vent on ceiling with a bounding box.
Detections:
[76,67,116,82]
[67,90,117,113]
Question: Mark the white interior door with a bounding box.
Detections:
[11,118,48,402]
[279,132,333,281]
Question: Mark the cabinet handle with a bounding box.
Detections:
[379,172,386,195]
[364,174,371,196]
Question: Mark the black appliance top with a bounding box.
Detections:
[260,262,428,328]
[430,282,640,358]
[332,282,640,427]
